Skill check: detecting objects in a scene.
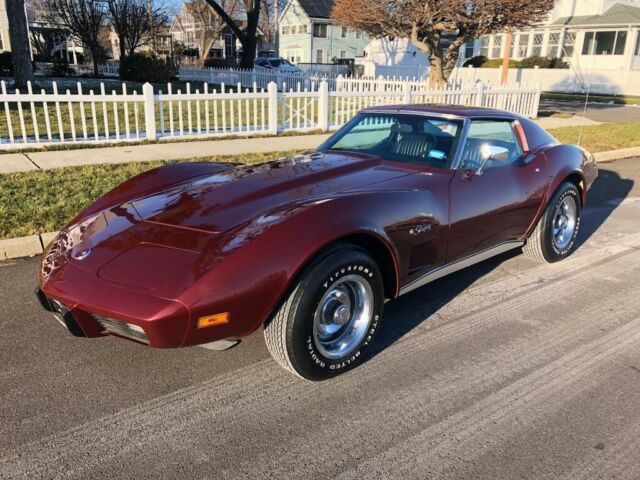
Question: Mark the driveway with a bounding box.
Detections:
[1,158,640,479]
[540,99,640,124]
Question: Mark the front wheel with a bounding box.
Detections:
[264,245,385,380]
[524,182,582,263]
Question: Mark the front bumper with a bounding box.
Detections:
[36,270,191,348]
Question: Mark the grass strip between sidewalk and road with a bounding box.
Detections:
[549,123,640,154]
[0,150,301,240]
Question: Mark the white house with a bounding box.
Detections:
[358,0,640,77]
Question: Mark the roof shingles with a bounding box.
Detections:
[552,3,640,26]
[297,0,334,19]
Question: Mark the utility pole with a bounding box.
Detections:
[274,0,279,57]
[500,27,512,85]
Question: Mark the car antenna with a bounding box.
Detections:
[560,42,590,147]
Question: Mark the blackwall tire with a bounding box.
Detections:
[264,245,384,380]
[524,182,581,263]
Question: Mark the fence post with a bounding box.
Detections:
[475,82,485,107]
[318,80,330,131]
[143,82,156,140]
[402,81,412,104]
[267,81,279,135]
[532,86,541,118]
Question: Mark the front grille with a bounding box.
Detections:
[93,314,149,344]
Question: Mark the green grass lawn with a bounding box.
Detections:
[0,150,301,240]
[547,123,640,153]
[541,92,640,106]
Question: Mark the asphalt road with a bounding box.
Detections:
[539,99,640,124]
[1,158,640,479]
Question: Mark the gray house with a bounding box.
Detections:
[278,0,369,64]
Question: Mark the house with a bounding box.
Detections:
[278,0,369,64]
[462,0,640,70]
[359,0,640,76]
[0,0,84,64]
[170,1,244,62]
[109,26,174,60]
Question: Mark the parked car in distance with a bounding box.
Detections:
[36,105,598,380]
[254,57,304,75]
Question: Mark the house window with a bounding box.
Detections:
[315,49,325,63]
[355,30,362,39]
[298,25,307,34]
[562,31,576,57]
[285,48,302,63]
[518,34,529,57]
[635,33,640,55]
[547,32,560,57]
[491,35,502,58]
[615,31,627,55]
[313,24,327,38]
[464,41,474,59]
[582,30,627,55]
[479,36,489,57]
[340,50,347,58]
[532,33,544,56]
[341,27,347,38]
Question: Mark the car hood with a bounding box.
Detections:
[126,152,412,234]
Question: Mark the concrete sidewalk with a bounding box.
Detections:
[0,116,606,175]
[0,134,332,174]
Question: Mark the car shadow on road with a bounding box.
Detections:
[574,167,634,250]
[365,167,633,363]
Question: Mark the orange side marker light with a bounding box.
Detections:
[197,312,230,329]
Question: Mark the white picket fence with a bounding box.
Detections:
[0,79,540,149]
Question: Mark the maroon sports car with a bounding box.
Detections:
[36,105,598,380]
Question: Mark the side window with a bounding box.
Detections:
[460,120,522,171]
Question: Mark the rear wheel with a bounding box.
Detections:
[524,182,581,263]
[264,245,384,380]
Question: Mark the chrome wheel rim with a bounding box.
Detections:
[552,196,577,250]
[312,274,374,360]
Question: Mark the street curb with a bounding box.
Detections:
[0,235,45,260]
[593,147,640,163]
[1,148,638,261]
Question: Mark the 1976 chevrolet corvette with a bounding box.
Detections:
[36,105,598,380]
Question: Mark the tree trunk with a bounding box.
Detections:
[238,34,258,69]
[119,34,126,61]
[5,0,34,88]
[91,48,99,77]
[428,54,447,88]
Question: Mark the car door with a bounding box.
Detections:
[447,118,548,262]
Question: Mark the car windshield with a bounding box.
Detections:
[269,59,285,67]
[317,113,463,168]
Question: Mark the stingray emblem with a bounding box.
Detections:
[70,247,92,260]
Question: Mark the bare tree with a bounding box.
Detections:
[172,0,242,66]
[5,0,34,88]
[259,0,274,46]
[332,0,554,86]
[108,0,168,60]
[42,0,109,77]
[202,0,261,68]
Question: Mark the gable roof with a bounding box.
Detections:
[552,3,640,26]
[297,0,334,19]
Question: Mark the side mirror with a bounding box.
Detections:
[476,144,509,175]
